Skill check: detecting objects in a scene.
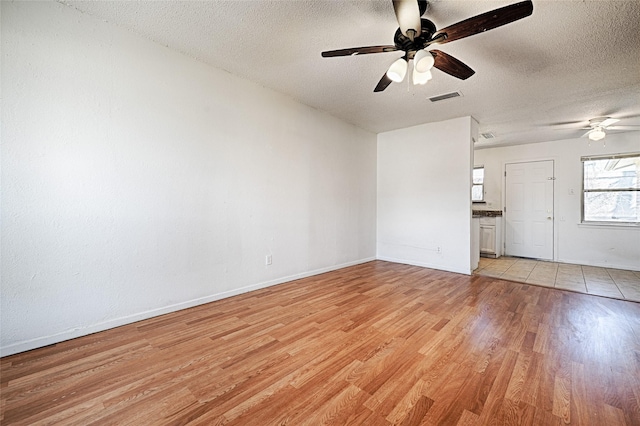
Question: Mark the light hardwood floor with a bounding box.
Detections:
[2,261,640,425]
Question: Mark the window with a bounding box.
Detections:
[472,166,484,202]
[582,153,640,224]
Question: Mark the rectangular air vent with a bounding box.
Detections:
[429,91,462,102]
[480,132,495,139]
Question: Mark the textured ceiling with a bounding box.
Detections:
[61,0,640,147]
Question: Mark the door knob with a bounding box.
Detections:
[547,216,552,220]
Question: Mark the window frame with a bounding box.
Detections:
[472,166,485,203]
[581,152,640,225]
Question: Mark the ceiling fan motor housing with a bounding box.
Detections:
[394,18,437,57]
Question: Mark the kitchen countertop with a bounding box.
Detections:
[472,210,503,217]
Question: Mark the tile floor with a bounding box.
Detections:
[474,256,640,302]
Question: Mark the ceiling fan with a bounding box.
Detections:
[581,117,640,143]
[322,0,534,92]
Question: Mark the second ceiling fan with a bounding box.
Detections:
[322,0,534,92]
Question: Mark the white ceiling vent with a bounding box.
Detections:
[480,132,496,139]
[429,91,462,102]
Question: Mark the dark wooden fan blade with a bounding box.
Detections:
[418,0,429,16]
[433,0,533,45]
[374,73,393,92]
[431,50,475,80]
[418,0,428,16]
[322,46,398,57]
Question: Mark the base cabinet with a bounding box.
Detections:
[479,216,502,258]
[480,225,496,255]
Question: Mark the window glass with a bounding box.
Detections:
[472,167,484,202]
[582,155,640,223]
[472,167,484,184]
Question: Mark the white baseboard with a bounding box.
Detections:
[376,256,472,276]
[0,257,376,357]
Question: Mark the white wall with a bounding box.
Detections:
[1,1,377,356]
[475,132,640,270]
[377,117,476,275]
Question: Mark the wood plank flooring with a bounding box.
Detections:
[2,260,640,425]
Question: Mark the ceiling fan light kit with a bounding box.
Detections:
[321,0,534,92]
[387,58,408,82]
[413,68,432,85]
[414,49,434,72]
[588,127,606,142]
[387,56,434,85]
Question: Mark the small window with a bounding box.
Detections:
[582,153,640,224]
[472,166,484,202]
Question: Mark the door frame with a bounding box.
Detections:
[502,158,557,261]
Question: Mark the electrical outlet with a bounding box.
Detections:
[437,246,441,254]
[265,255,272,266]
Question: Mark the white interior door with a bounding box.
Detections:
[505,160,554,260]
